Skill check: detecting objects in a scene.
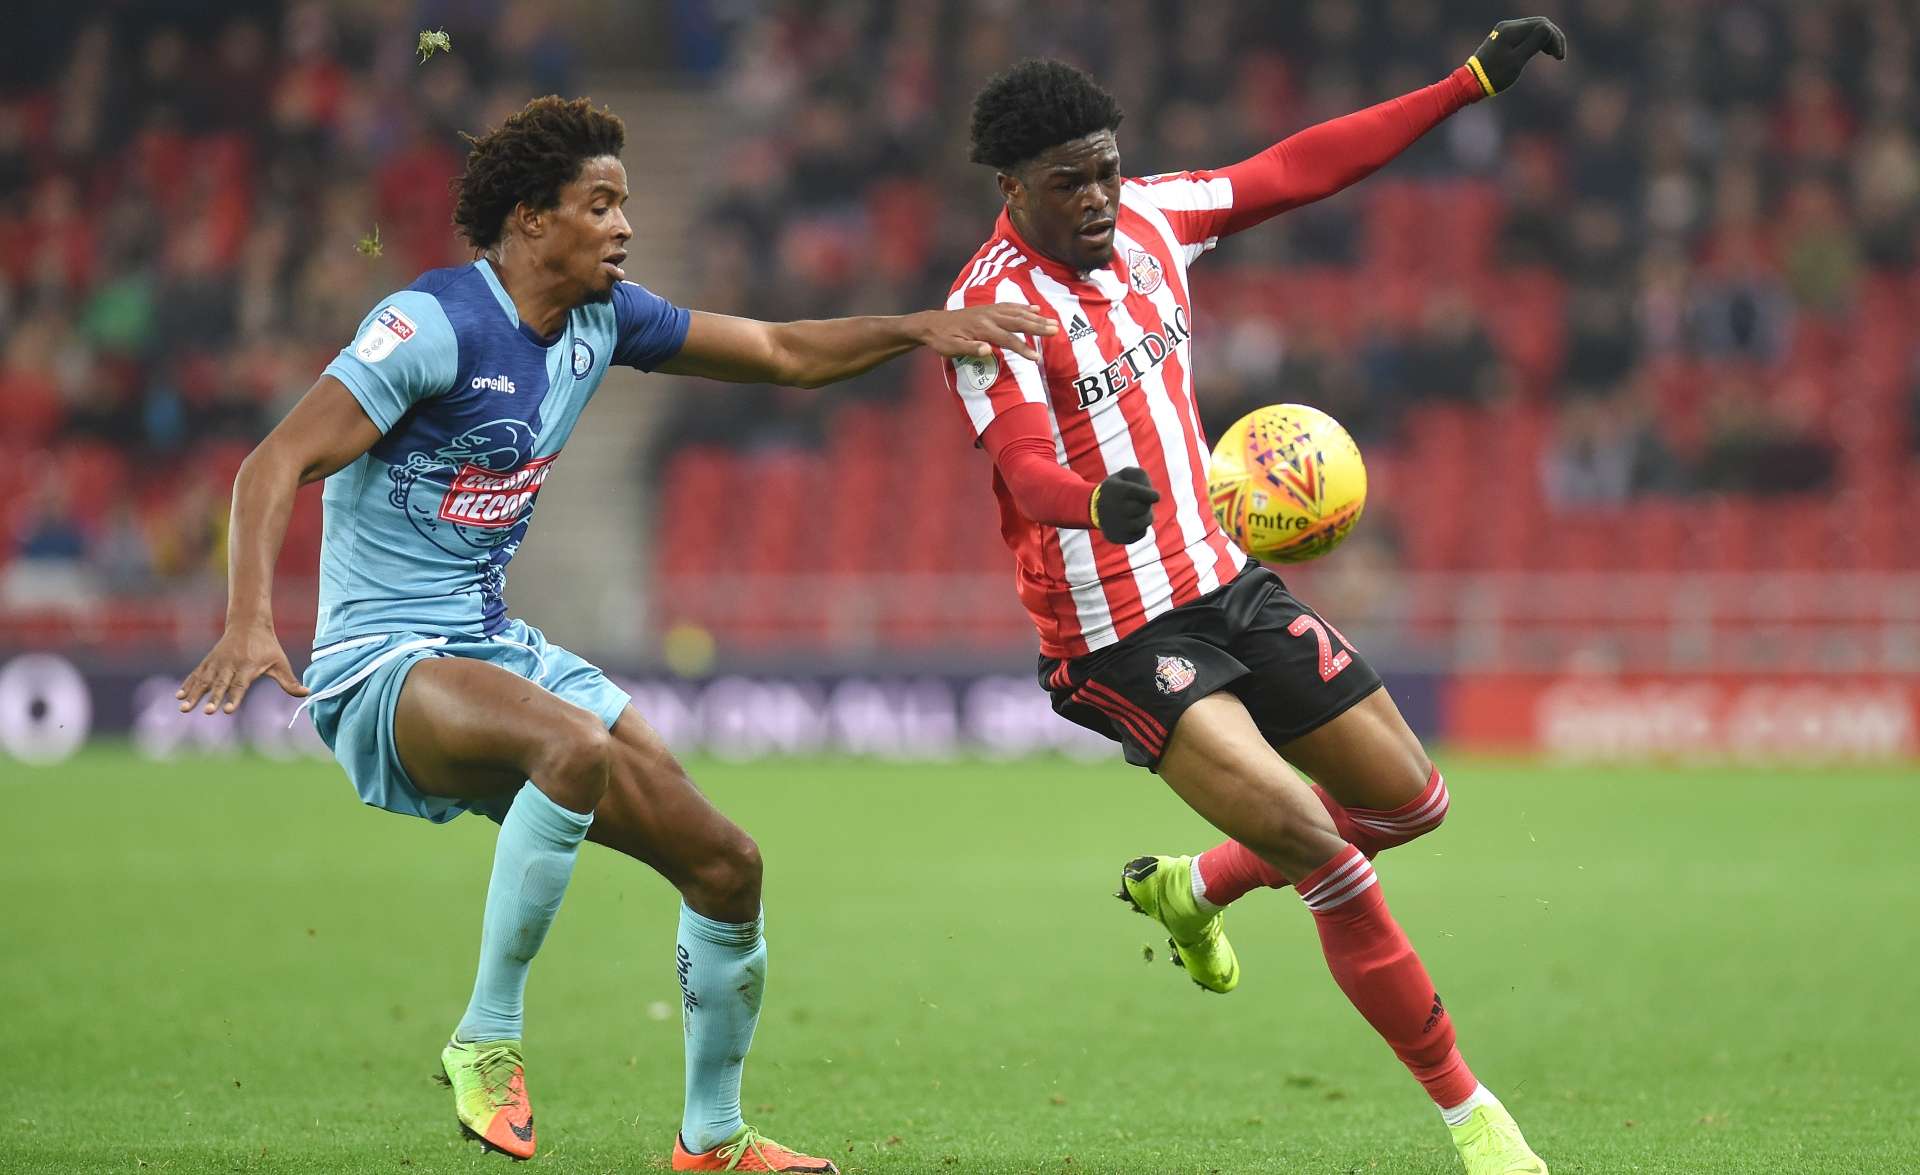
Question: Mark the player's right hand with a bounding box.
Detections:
[916,303,1057,363]
[1091,467,1160,545]
[176,623,310,715]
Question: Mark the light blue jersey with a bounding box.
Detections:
[315,259,688,646]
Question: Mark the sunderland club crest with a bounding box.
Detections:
[1127,247,1164,295]
[1154,654,1197,694]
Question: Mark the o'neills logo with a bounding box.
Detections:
[438,454,555,527]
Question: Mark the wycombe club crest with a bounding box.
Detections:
[387,418,552,559]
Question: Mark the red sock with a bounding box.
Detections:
[1192,792,1366,903]
[1343,768,1450,857]
[1296,845,1477,1107]
[1194,770,1451,905]
[1194,838,1288,905]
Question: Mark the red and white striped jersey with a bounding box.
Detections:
[943,172,1250,659]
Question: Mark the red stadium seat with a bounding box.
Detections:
[1478,267,1567,391]
[48,442,131,530]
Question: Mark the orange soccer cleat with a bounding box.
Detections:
[438,1038,537,1160]
[672,1126,840,1172]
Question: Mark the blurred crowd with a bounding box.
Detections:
[1,1,576,604]
[7,0,1920,618]
[665,0,1920,541]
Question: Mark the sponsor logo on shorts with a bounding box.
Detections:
[1154,654,1197,695]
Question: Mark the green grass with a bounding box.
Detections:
[4,748,1916,1173]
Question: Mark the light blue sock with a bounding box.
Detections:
[676,903,766,1153]
[454,783,593,1043]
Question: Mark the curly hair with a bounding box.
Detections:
[451,96,626,250]
[968,59,1124,171]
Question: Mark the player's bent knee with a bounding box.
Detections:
[685,829,762,916]
[532,714,613,813]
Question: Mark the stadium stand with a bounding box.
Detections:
[4,1,1915,664]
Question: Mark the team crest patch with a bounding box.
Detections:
[1127,248,1164,296]
[571,338,595,379]
[353,305,416,363]
[956,351,998,394]
[1154,654,1197,694]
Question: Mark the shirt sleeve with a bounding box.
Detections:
[611,279,692,371]
[321,291,460,432]
[981,403,1097,528]
[1127,67,1484,251]
[941,277,1053,440]
[1124,172,1238,261]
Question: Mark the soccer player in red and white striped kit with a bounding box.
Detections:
[942,19,1565,1175]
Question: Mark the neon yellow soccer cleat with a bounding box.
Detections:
[1117,855,1240,993]
[438,1038,536,1160]
[1450,1100,1549,1175]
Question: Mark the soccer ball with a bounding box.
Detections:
[1207,403,1367,563]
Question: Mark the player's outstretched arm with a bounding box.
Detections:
[656,305,1057,389]
[175,377,382,715]
[1158,16,1564,240]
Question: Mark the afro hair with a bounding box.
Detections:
[968,59,1124,171]
[451,96,625,250]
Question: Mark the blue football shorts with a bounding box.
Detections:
[298,619,631,824]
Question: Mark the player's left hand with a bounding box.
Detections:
[1466,16,1567,96]
[916,303,1057,364]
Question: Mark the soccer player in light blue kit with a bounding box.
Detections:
[175,96,1054,1172]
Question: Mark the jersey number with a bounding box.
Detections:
[1288,614,1353,682]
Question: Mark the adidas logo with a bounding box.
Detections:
[1423,992,1446,1034]
[1066,314,1096,342]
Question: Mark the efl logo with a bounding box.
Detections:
[956,351,998,394]
[438,455,555,528]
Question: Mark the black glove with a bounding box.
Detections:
[1089,467,1160,544]
[1466,16,1567,96]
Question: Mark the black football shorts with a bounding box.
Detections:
[1037,564,1382,770]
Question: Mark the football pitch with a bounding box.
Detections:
[6,749,1915,1173]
